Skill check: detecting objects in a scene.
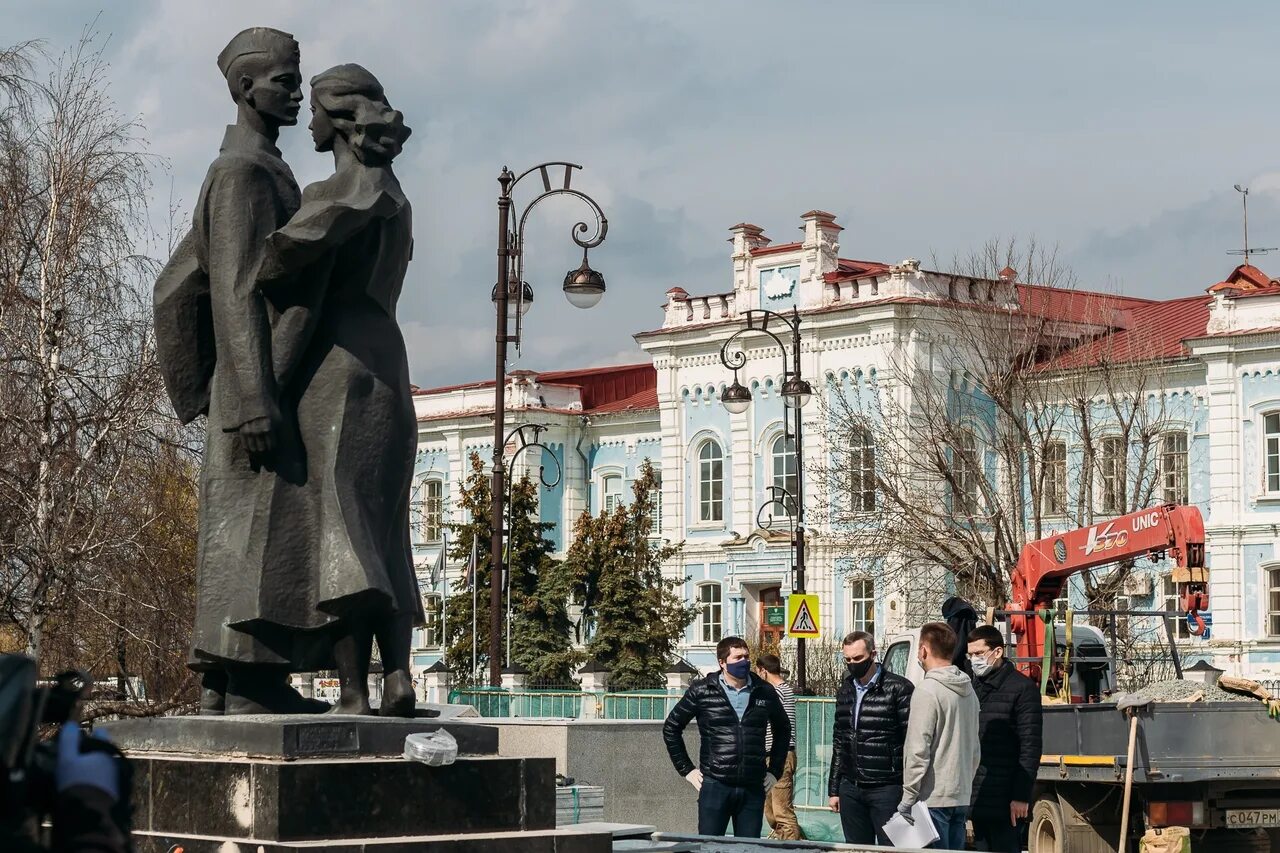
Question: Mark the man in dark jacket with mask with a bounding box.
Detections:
[967,625,1043,852]
[663,636,790,837]
[827,630,913,845]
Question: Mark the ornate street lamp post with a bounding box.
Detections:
[719,307,813,693]
[489,163,608,687]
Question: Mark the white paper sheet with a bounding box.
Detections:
[882,800,940,849]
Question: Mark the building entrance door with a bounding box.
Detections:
[759,585,784,647]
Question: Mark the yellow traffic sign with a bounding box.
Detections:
[786,594,820,638]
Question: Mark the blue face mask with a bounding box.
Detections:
[725,659,751,680]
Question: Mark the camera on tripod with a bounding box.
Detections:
[0,654,132,847]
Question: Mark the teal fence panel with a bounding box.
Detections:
[447,687,512,717]
[511,690,585,718]
[600,690,681,720]
[792,697,842,842]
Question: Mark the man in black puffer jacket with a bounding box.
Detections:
[966,625,1043,853]
[827,630,913,845]
[663,636,790,837]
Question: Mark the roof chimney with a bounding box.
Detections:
[999,266,1017,283]
[729,222,770,258]
[800,210,842,278]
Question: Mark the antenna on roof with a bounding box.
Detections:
[1228,184,1278,265]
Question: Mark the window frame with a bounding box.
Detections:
[421,593,443,649]
[1265,412,1280,495]
[1099,435,1127,514]
[849,426,876,513]
[848,577,875,637]
[649,473,663,539]
[1268,566,1280,638]
[952,429,980,511]
[1162,573,1190,641]
[1159,431,1189,506]
[770,433,798,515]
[602,473,623,515]
[1042,440,1068,518]
[697,440,725,523]
[695,581,723,644]
[418,478,444,544]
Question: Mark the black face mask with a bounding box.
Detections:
[846,659,873,680]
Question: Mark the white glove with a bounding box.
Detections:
[764,772,779,792]
[685,769,703,790]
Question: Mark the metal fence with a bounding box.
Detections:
[447,687,844,840]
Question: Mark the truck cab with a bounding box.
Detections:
[883,622,1115,701]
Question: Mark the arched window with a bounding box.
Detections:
[1264,413,1280,494]
[416,479,443,543]
[698,441,724,522]
[696,582,723,643]
[1099,436,1126,513]
[952,430,979,511]
[1159,432,1188,505]
[602,474,623,514]
[849,427,875,512]
[771,434,798,514]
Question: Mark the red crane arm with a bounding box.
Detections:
[1007,504,1207,682]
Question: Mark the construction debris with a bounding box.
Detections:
[1108,680,1252,704]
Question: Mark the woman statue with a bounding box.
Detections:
[252,64,420,715]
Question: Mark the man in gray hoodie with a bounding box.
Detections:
[898,621,981,851]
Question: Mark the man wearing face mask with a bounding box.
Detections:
[827,630,913,845]
[966,625,1042,853]
[663,637,790,837]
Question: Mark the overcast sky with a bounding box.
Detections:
[9,1,1280,387]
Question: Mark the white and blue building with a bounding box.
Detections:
[407,210,1280,685]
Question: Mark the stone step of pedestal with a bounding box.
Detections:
[133,826,615,852]
[101,713,497,759]
[127,753,554,842]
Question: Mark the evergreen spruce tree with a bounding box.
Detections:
[563,460,694,690]
[443,453,579,684]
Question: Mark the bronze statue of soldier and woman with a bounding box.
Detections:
[154,27,422,716]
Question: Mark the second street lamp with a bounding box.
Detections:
[489,162,608,687]
[718,306,812,693]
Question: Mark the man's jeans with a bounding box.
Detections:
[698,776,765,838]
[928,805,968,851]
[837,778,902,846]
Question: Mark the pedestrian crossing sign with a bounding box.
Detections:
[786,594,820,638]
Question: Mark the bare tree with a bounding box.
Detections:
[815,239,1194,619]
[0,31,196,712]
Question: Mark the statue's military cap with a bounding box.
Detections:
[216,27,299,77]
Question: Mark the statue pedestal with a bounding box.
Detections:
[101,715,611,852]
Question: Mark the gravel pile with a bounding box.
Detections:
[1108,679,1253,704]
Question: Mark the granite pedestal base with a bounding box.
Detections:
[101,715,557,848]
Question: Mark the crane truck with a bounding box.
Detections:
[884,505,1280,853]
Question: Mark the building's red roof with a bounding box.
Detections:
[823,258,892,282]
[1015,283,1153,324]
[414,362,657,416]
[750,241,802,257]
[1037,294,1212,370]
[1208,263,1276,293]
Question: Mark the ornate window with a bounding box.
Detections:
[849,578,875,636]
[849,427,876,512]
[1100,436,1126,514]
[698,440,724,522]
[771,434,798,514]
[696,582,723,643]
[1269,568,1280,637]
[421,594,443,648]
[603,474,623,514]
[1265,413,1280,494]
[418,479,443,543]
[1043,441,1068,517]
[952,430,980,511]
[1160,432,1189,505]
